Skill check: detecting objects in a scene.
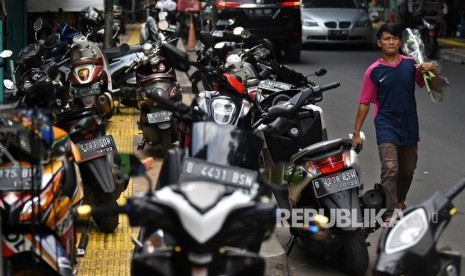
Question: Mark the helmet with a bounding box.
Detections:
[79,7,103,33]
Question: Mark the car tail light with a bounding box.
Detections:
[307,153,345,175]
[279,0,300,7]
[216,1,241,9]
[78,68,90,81]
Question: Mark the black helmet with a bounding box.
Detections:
[78,6,103,33]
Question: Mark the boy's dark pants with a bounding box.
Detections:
[378,143,418,214]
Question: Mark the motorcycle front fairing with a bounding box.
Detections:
[188,121,263,170]
[375,192,461,276]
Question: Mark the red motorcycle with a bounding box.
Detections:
[69,34,116,120]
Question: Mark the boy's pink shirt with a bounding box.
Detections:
[359,55,425,118]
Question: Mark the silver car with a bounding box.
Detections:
[301,0,372,45]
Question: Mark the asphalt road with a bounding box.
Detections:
[274,45,465,275]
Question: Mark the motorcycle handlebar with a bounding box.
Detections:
[252,82,340,129]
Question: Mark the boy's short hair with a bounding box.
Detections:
[376,23,403,40]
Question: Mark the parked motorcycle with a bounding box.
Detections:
[56,106,127,233]
[374,177,465,276]
[76,148,299,275]
[0,109,84,275]
[251,79,385,275]
[130,32,182,152]
[107,44,144,109]
[68,34,116,120]
[401,12,439,59]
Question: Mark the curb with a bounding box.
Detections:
[260,234,290,276]
[439,47,465,65]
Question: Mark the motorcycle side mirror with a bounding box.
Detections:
[199,31,216,48]
[261,162,311,190]
[33,17,43,32]
[0,50,13,58]
[120,43,130,54]
[158,20,169,31]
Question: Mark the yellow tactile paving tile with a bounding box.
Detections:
[76,107,139,276]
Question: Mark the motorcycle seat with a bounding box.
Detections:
[104,45,143,62]
[291,138,352,163]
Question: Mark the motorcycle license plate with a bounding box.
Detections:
[74,82,100,99]
[180,157,257,190]
[76,135,117,162]
[0,166,39,191]
[147,111,172,124]
[311,169,360,198]
[258,80,292,92]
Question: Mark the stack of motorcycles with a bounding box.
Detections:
[0,10,130,275]
[178,25,386,275]
[3,7,461,276]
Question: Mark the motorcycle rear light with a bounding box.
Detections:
[216,1,241,9]
[78,68,90,81]
[84,133,94,140]
[308,153,345,175]
[279,0,300,7]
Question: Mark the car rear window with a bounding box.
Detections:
[302,0,361,8]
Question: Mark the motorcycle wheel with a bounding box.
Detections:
[338,229,369,276]
[93,192,119,233]
[159,128,173,153]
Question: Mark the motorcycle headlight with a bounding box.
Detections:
[385,208,429,254]
[211,98,236,124]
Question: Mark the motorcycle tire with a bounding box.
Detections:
[159,128,173,154]
[6,258,58,275]
[338,229,369,276]
[93,192,119,233]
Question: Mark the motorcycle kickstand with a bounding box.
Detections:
[285,236,295,256]
[115,100,122,114]
[76,226,90,257]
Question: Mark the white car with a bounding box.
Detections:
[301,0,373,46]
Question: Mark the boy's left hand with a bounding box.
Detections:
[416,62,437,74]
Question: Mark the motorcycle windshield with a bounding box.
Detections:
[189,121,263,170]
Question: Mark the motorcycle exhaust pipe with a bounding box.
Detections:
[97,94,112,115]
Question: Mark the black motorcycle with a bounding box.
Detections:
[56,107,127,233]
[374,177,465,276]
